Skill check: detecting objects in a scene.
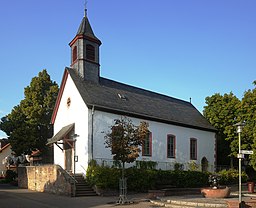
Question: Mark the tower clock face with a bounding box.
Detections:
[67,97,71,107]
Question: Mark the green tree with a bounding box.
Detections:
[203,92,240,167]
[104,117,149,166]
[104,117,149,203]
[0,69,58,158]
[240,82,256,169]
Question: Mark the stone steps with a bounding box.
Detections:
[74,174,97,197]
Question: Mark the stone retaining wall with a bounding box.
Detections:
[18,165,74,196]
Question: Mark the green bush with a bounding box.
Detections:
[156,170,209,188]
[218,169,248,185]
[86,161,249,191]
[174,162,184,171]
[86,162,120,189]
[126,168,157,191]
[5,170,17,182]
[187,161,200,171]
[135,161,157,169]
[86,161,210,191]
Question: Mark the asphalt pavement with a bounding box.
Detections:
[1,183,255,208]
[0,184,157,208]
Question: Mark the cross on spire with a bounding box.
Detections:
[84,0,88,17]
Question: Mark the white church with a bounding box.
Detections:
[47,10,216,175]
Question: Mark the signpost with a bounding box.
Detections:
[241,150,254,155]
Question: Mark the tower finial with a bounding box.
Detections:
[84,0,88,17]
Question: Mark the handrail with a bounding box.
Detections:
[57,165,78,183]
[56,165,77,197]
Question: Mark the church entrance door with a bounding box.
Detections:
[63,138,74,173]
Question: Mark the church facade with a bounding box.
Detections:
[48,11,216,175]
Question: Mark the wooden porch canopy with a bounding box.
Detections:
[47,123,74,145]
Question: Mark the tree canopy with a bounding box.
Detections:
[0,69,59,156]
[240,84,256,169]
[203,81,256,169]
[104,117,149,164]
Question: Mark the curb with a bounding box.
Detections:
[150,198,228,208]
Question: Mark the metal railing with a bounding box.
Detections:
[94,158,216,172]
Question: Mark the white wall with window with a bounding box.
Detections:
[167,134,176,158]
[92,110,216,172]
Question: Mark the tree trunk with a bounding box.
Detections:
[122,161,125,181]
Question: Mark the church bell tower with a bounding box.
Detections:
[69,9,101,83]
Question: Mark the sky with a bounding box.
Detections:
[0,0,256,138]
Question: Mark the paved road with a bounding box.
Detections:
[0,184,158,208]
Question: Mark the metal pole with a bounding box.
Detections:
[238,131,242,205]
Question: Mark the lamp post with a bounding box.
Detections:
[234,121,245,206]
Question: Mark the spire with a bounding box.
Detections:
[76,10,101,44]
[69,5,101,83]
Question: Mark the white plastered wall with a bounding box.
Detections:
[53,74,89,174]
[92,111,215,171]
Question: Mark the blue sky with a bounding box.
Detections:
[0,0,256,138]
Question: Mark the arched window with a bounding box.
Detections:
[201,157,208,172]
[72,46,77,62]
[86,44,95,61]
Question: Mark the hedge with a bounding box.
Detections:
[86,162,248,192]
[86,164,209,191]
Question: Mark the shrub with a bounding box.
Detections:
[5,170,17,182]
[86,161,120,189]
[156,170,209,188]
[182,170,209,187]
[126,168,157,191]
[174,162,184,171]
[188,161,199,171]
[135,161,157,169]
[218,169,248,185]
[86,161,210,191]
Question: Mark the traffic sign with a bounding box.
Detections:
[241,150,254,155]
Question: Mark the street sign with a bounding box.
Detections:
[237,153,244,159]
[241,150,254,155]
